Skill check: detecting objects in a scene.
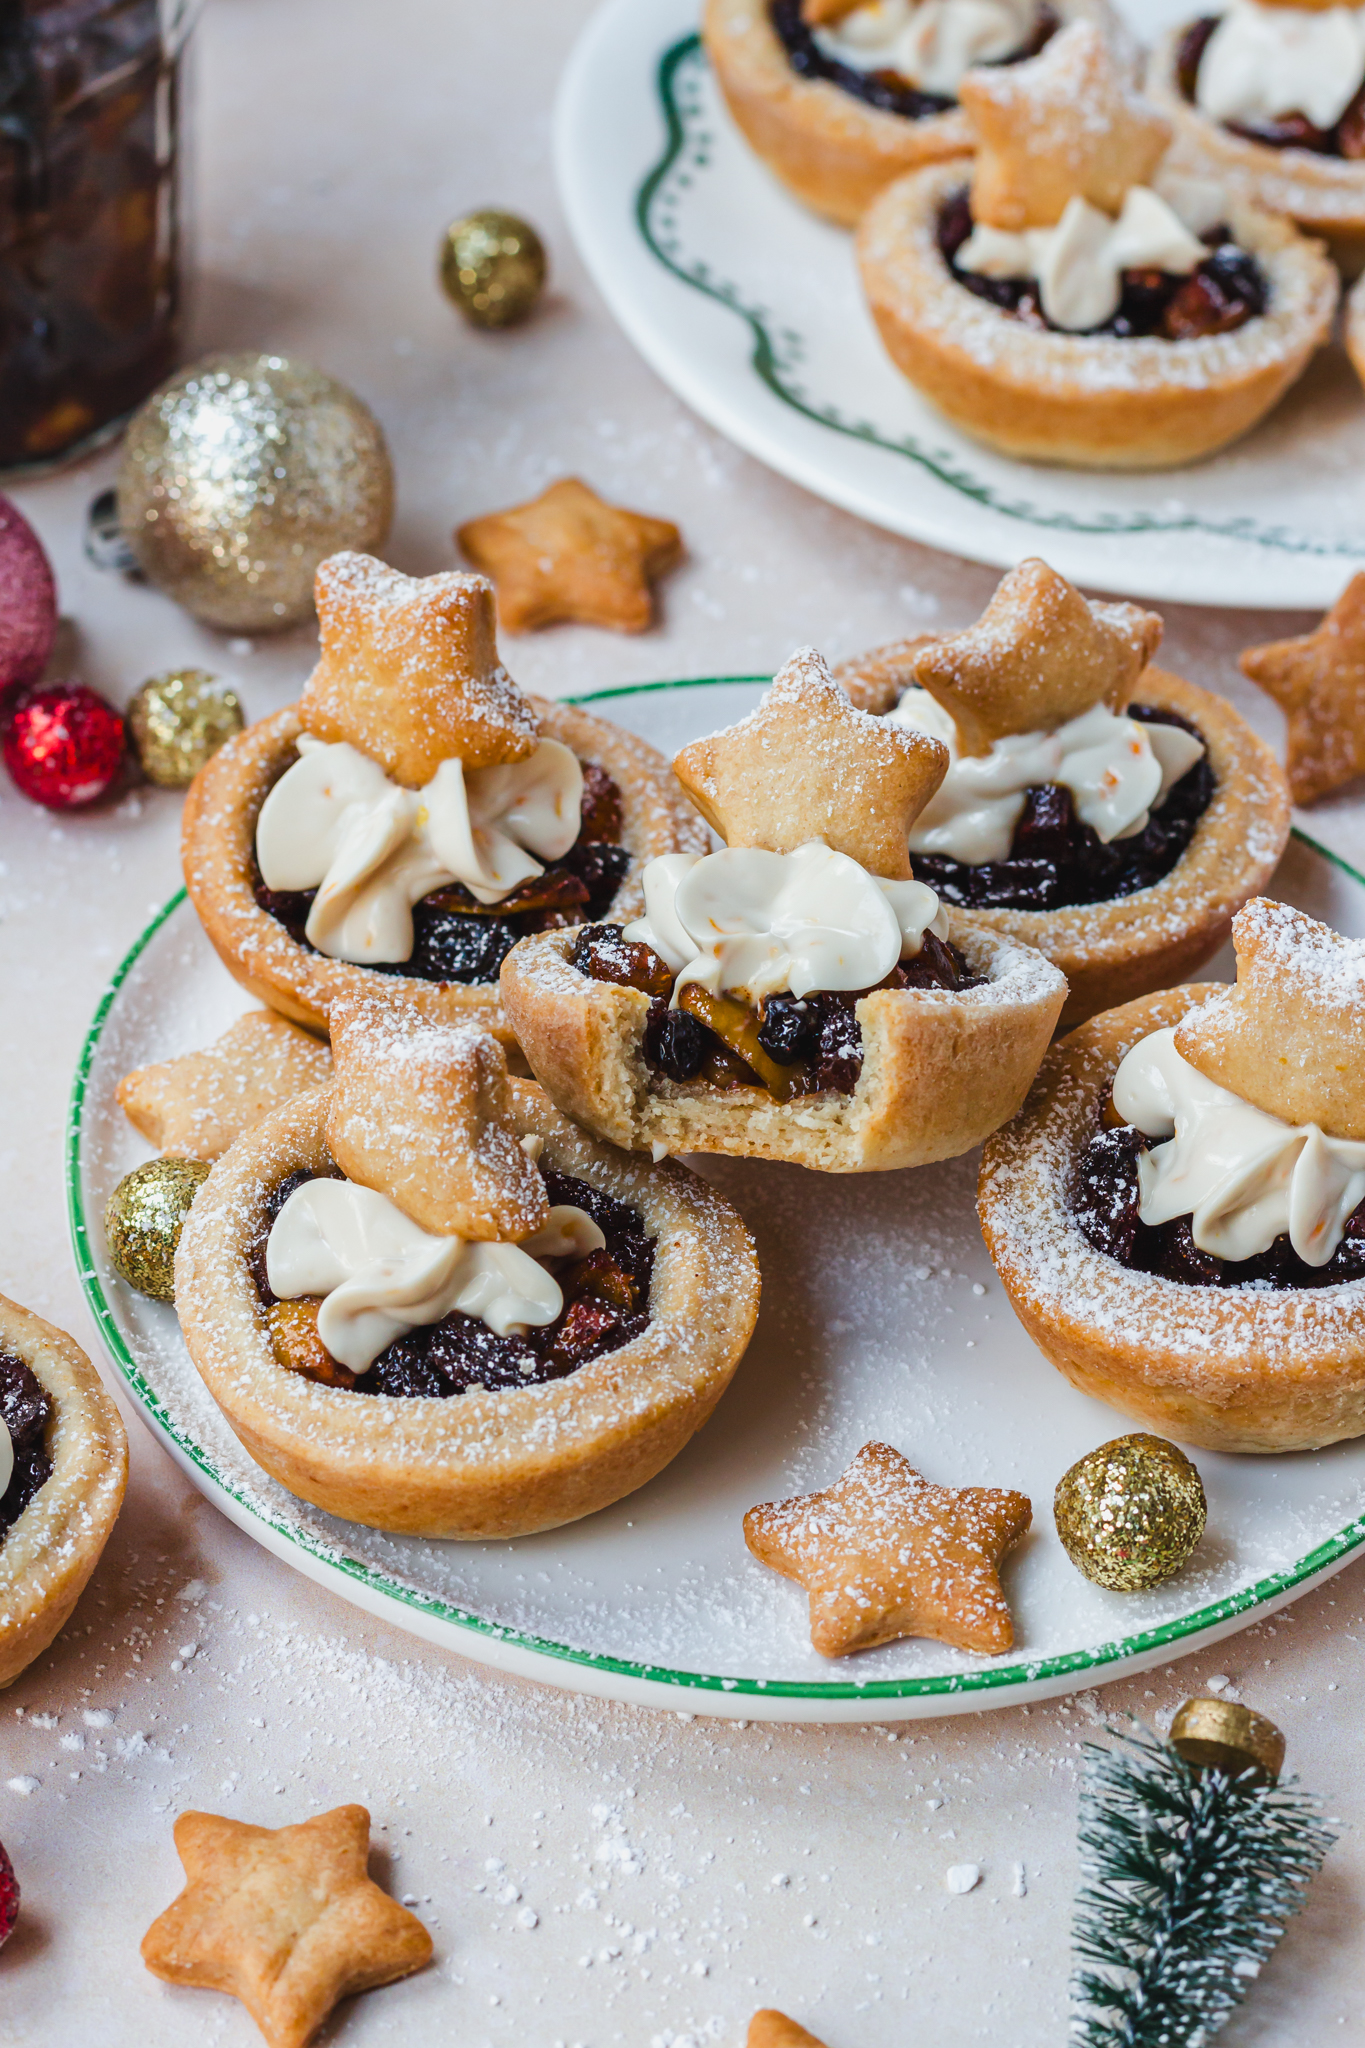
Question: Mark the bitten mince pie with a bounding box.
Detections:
[182,552,706,1049]
[1148,0,1365,272]
[703,0,1128,226]
[979,900,1365,1454]
[856,20,1338,466]
[0,1292,127,1688]
[839,559,1291,1030]
[173,998,761,1538]
[499,647,1066,1173]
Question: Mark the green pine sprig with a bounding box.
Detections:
[1069,1719,1335,2048]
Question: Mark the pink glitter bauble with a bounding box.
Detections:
[0,1837,17,1949]
[0,496,57,705]
[3,682,125,809]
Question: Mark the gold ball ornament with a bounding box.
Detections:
[105,1157,211,1303]
[127,669,244,789]
[1054,1433,1207,1592]
[116,353,394,633]
[439,210,547,329]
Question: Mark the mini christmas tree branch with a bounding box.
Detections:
[1070,1720,1334,2048]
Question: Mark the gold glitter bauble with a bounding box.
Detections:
[105,1157,211,1303]
[127,668,244,789]
[439,210,546,329]
[116,353,394,632]
[1171,1697,1285,1785]
[1054,1433,1207,1592]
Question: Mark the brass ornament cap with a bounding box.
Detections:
[673,646,948,878]
[749,2012,832,2048]
[1174,898,1365,1140]
[1170,1697,1286,1785]
[127,669,244,789]
[908,559,1164,755]
[1240,573,1365,806]
[1054,1433,1206,1592]
[457,477,683,635]
[960,22,1171,231]
[440,209,547,330]
[104,1157,211,1302]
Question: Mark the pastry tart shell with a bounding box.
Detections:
[1346,267,1365,386]
[0,1294,128,1688]
[856,161,1339,467]
[181,697,708,1049]
[979,986,1365,1453]
[173,1082,761,1539]
[498,918,1067,1173]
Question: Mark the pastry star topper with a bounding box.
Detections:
[907,558,1163,755]
[1175,899,1365,1141]
[749,2013,831,2048]
[457,476,683,635]
[743,1439,1032,1657]
[673,647,948,880]
[960,22,1172,231]
[299,552,538,788]
[140,1803,432,2048]
[1240,573,1365,806]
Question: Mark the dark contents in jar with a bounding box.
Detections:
[911,708,1215,915]
[0,1349,54,1539]
[769,0,1057,120]
[1176,14,1365,158]
[937,187,1268,339]
[572,921,985,1098]
[254,756,631,988]
[1072,1118,1365,1289]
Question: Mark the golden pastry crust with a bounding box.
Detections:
[833,635,938,714]
[0,1294,128,1689]
[856,160,1338,467]
[702,0,1125,227]
[117,1011,334,1163]
[181,697,708,1046]
[457,479,683,635]
[978,985,1365,1453]
[1348,270,1365,378]
[1241,570,1365,805]
[499,917,1066,1172]
[174,1082,761,1538]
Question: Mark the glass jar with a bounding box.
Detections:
[0,0,199,475]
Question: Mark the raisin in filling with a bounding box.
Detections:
[769,0,1058,120]
[910,708,1216,915]
[253,758,631,989]
[255,1167,655,1397]
[571,921,985,1098]
[0,1350,53,1541]
[1072,1119,1365,1290]
[1176,15,1365,159]
[937,188,1269,339]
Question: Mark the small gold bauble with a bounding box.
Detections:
[1171,1696,1285,1786]
[1054,1433,1207,1592]
[116,352,394,633]
[439,210,547,329]
[127,669,244,789]
[105,1157,211,1303]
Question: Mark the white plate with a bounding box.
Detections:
[68,679,1365,1721]
[554,0,1365,610]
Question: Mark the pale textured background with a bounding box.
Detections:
[2,3,1365,2044]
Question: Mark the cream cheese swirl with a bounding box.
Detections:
[954,187,1209,333]
[1113,1026,1365,1267]
[1196,1,1365,135]
[813,0,1038,96]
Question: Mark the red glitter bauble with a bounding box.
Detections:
[3,682,125,809]
[0,1837,17,1949]
[0,496,57,706]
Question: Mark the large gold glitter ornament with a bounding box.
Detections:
[439,211,546,329]
[127,669,244,789]
[105,1157,211,1302]
[1054,1433,1206,1592]
[116,354,393,632]
[1171,1697,1285,1785]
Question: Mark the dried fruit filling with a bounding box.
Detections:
[769,0,1058,120]
[254,758,631,988]
[1177,15,1365,158]
[254,1167,656,1397]
[0,1351,53,1540]
[571,921,985,1098]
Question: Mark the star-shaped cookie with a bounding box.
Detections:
[673,647,947,879]
[1174,897,1365,1140]
[299,552,537,787]
[117,1011,333,1163]
[750,2012,831,2048]
[141,1803,432,2048]
[907,559,1163,756]
[744,1440,1032,1658]
[960,22,1171,231]
[1240,574,1365,806]
[457,477,683,634]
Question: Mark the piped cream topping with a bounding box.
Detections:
[812,0,1037,96]
[888,690,1204,866]
[0,1415,12,1500]
[265,1177,604,1373]
[1196,1,1365,135]
[1113,1026,1365,1267]
[256,733,584,966]
[624,842,945,1004]
[954,187,1209,333]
